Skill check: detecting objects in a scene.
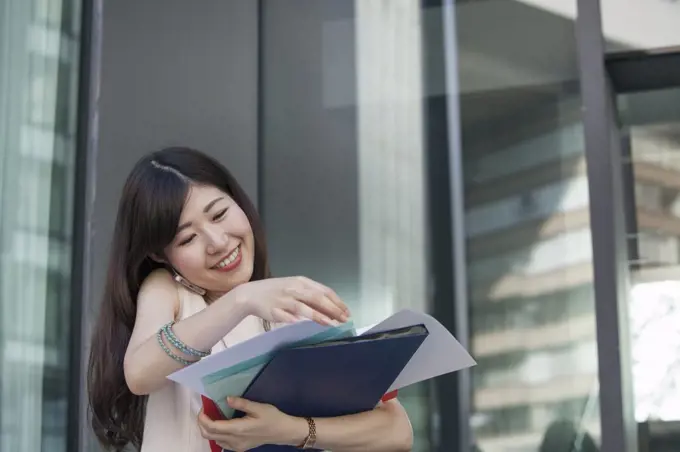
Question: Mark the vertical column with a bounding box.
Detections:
[355,0,428,323]
[438,1,470,450]
[354,3,434,448]
[75,0,102,450]
[576,1,638,451]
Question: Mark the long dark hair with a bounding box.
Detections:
[87,147,270,451]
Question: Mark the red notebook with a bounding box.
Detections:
[201,391,398,452]
[201,396,224,452]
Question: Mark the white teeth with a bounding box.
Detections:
[217,246,240,268]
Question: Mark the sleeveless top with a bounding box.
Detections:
[140,282,268,452]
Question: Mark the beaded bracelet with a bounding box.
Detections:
[156,328,195,366]
[161,321,211,358]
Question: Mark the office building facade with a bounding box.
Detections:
[1,1,680,451]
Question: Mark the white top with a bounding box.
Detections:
[140,282,266,452]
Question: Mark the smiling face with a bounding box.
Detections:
[163,183,255,295]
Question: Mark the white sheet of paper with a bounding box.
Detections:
[167,309,476,395]
[167,320,334,395]
[363,309,477,391]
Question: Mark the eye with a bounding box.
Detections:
[178,234,196,246]
[213,208,228,221]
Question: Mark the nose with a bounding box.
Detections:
[204,226,229,255]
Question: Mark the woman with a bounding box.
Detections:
[87,147,413,452]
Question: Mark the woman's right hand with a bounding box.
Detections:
[225,276,351,326]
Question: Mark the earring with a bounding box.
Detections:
[172,271,207,296]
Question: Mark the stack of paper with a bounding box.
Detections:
[168,309,476,418]
[201,322,356,417]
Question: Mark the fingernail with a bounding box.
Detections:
[341,313,349,322]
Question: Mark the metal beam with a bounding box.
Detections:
[575,1,638,451]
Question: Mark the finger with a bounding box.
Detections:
[271,307,298,324]
[197,412,220,435]
[285,297,334,326]
[228,396,265,416]
[287,287,345,323]
[198,414,248,441]
[198,411,247,436]
[321,286,350,317]
[217,440,247,452]
[297,277,351,316]
[216,442,238,452]
[197,419,217,440]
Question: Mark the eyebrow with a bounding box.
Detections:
[176,196,225,232]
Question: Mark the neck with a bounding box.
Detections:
[204,291,225,305]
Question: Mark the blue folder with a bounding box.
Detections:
[224,324,429,452]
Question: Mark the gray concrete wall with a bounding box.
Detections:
[80,1,258,449]
[260,0,361,303]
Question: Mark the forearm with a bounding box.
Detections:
[124,296,248,395]
[288,401,413,452]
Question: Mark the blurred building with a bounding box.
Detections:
[1,1,680,452]
[0,1,81,451]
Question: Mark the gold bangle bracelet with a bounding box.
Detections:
[298,417,317,449]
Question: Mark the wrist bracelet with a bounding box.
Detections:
[156,328,195,366]
[297,417,317,449]
[162,321,211,358]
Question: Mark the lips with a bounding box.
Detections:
[212,245,242,272]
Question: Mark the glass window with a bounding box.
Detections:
[453,1,602,450]
[466,177,591,237]
[0,0,81,450]
[260,0,600,452]
[618,87,680,423]
[260,1,433,449]
[260,1,606,450]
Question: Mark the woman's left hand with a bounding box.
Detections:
[197,397,304,452]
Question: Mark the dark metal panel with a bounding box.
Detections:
[619,131,640,271]
[424,1,472,451]
[575,1,638,452]
[73,0,104,450]
[422,89,457,451]
[66,0,93,446]
[607,48,680,93]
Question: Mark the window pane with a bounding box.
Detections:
[261,1,606,451]
[261,1,433,449]
[0,0,81,450]
[454,1,602,451]
[618,87,680,424]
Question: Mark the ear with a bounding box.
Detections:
[149,253,166,264]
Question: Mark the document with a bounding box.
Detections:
[167,309,476,398]
[363,309,476,391]
[200,321,356,418]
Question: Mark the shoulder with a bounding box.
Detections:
[137,268,180,314]
[139,268,176,293]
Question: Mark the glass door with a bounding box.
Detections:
[612,62,680,451]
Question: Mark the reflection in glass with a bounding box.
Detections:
[618,87,680,424]
[261,1,431,449]
[0,0,82,450]
[454,1,602,450]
